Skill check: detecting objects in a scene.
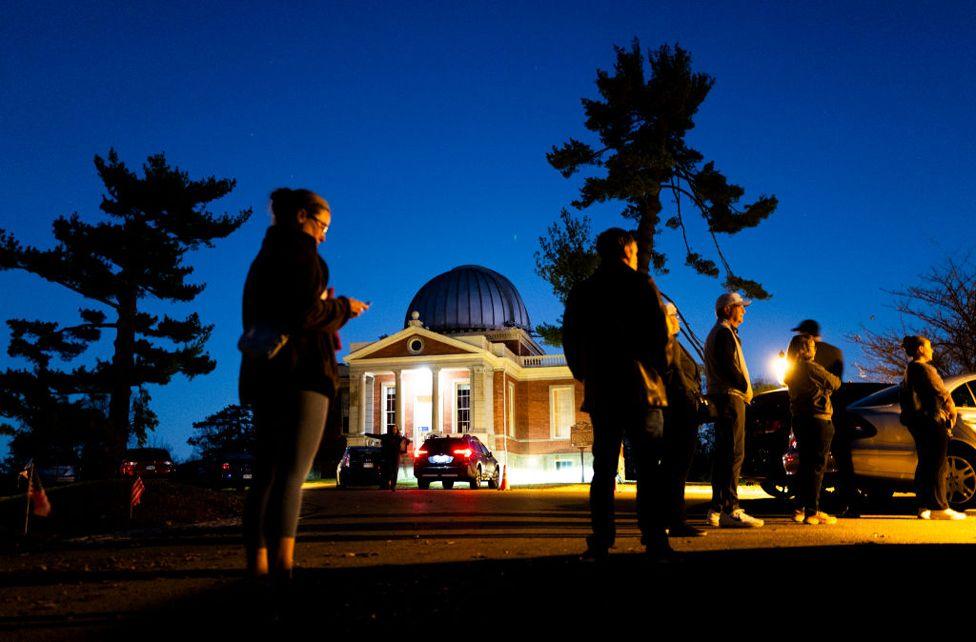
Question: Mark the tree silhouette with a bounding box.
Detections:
[188,404,256,458]
[0,150,251,471]
[539,40,778,311]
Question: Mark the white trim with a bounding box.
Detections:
[454,380,471,433]
[345,326,483,360]
[549,384,575,440]
[507,380,516,438]
[381,382,397,434]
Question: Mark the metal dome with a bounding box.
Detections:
[404,265,532,333]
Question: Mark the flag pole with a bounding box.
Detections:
[23,463,33,537]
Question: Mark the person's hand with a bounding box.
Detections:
[347,297,370,318]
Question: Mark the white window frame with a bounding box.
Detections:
[554,459,574,471]
[382,383,397,434]
[549,384,575,440]
[454,381,471,433]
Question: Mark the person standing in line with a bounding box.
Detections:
[663,302,706,537]
[784,334,840,525]
[792,319,860,516]
[379,425,408,491]
[563,228,672,559]
[899,336,967,520]
[239,188,370,585]
[704,292,764,528]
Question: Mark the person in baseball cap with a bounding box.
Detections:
[715,292,751,311]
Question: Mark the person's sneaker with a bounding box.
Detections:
[918,509,932,520]
[668,522,706,537]
[721,509,764,528]
[792,509,805,524]
[706,510,722,527]
[804,511,838,525]
[930,508,967,520]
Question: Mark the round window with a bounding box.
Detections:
[407,338,424,354]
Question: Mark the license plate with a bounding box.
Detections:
[243,474,253,480]
[363,462,374,468]
[430,455,453,464]
[146,465,155,471]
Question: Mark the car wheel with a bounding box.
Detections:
[470,468,481,490]
[759,480,793,500]
[946,446,976,508]
[418,479,430,490]
[488,469,500,489]
[442,480,454,490]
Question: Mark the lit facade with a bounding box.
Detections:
[337,265,592,484]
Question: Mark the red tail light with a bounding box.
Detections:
[221,463,231,471]
[415,448,427,457]
[453,448,472,458]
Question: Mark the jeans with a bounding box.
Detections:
[665,411,698,525]
[710,394,745,514]
[793,415,834,515]
[909,420,950,511]
[589,407,666,550]
[245,390,329,552]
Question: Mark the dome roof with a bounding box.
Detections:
[405,265,532,333]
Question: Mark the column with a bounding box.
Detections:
[395,369,405,434]
[431,366,441,435]
[349,370,363,435]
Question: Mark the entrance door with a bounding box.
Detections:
[413,395,432,450]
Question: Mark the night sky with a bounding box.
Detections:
[2,1,974,460]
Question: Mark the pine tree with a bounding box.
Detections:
[540,40,778,311]
[187,404,256,459]
[0,150,251,472]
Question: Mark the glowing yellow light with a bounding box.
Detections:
[771,351,791,385]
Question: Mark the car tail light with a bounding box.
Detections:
[787,432,797,450]
[453,448,472,458]
[221,463,231,471]
[415,448,427,457]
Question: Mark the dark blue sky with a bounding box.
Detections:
[2,1,974,460]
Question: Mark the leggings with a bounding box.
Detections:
[244,390,329,550]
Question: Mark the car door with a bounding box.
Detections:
[849,387,917,480]
[950,381,976,438]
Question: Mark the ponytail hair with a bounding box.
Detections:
[269,188,329,227]
[787,333,815,361]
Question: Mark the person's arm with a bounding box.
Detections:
[808,361,841,392]
[922,363,956,424]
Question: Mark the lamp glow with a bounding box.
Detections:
[771,351,790,385]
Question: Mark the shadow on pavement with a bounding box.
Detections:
[87,542,976,639]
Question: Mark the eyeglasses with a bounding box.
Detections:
[309,217,330,233]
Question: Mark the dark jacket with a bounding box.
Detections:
[900,361,953,427]
[562,261,670,414]
[785,359,841,419]
[814,340,844,380]
[667,341,702,422]
[239,225,351,403]
[704,321,752,402]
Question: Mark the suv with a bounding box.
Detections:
[414,435,500,490]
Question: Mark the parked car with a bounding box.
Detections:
[37,464,78,484]
[844,374,976,508]
[336,445,386,488]
[414,434,500,489]
[744,382,889,498]
[119,448,175,478]
[201,451,254,489]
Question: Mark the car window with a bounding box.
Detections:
[952,383,976,408]
[849,385,900,408]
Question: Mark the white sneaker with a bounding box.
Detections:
[792,509,805,524]
[706,510,722,527]
[918,509,932,520]
[722,509,764,528]
[930,508,967,521]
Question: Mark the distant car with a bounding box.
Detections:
[120,448,175,478]
[844,374,976,508]
[37,464,78,484]
[202,451,254,489]
[414,434,500,490]
[336,445,386,488]
[744,382,889,498]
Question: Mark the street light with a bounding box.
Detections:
[771,351,790,386]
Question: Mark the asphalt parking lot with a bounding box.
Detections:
[2,483,975,639]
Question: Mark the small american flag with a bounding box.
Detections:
[130,476,145,509]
